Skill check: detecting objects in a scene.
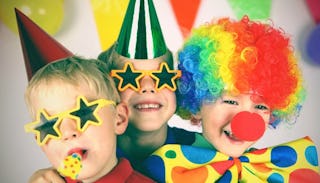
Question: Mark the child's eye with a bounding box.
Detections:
[223,100,238,105]
[255,105,269,110]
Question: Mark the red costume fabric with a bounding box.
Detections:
[65,158,155,183]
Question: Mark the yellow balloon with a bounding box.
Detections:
[0,0,64,35]
[90,0,129,51]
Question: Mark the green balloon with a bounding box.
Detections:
[227,0,271,20]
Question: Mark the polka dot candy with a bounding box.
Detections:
[143,136,320,183]
[58,153,82,180]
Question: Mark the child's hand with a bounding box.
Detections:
[28,167,65,183]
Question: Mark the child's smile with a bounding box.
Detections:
[200,93,270,157]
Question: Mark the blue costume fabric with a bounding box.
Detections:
[116,126,196,171]
[142,136,320,183]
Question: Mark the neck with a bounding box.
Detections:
[118,124,168,160]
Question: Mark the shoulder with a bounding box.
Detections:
[166,126,197,145]
[112,158,156,183]
[127,170,156,183]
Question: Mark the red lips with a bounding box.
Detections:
[67,148,87,159]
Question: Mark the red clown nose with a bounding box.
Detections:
[231,111,266,141]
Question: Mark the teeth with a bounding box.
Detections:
[224,130,236,138]
[224,130,240,141]
[224,130,232,136]
[135,104,160,109]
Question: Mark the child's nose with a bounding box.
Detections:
[241,103,256,112]
[230,111,266,141]
[59,118,81,141]
[139,75,156,94]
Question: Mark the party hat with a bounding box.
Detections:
[115,0,168,59]
[15,8,73,81]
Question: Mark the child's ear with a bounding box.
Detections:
[190,113,202,126]
[114,102,129,135]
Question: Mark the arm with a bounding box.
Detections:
[28,167,65,183]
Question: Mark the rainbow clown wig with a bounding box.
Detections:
[176,16,305,128]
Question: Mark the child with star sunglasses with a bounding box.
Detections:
[27,0,197,181]
[100,44,196,172]
[24,56,155,183]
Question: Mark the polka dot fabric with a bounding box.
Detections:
[58,153,82,180]
[143,136,320,183]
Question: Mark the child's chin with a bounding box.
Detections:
[75,173,89,182]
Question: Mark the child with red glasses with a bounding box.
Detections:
[142,16,320,183]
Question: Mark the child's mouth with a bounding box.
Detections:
[224,130,241,141]
[134,103,162,111]
[68,149,88,159]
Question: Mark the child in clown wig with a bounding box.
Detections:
[142,16,320,183]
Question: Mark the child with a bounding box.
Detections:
[16,8,155,183]
[101,44,195,168]
[99,0,196,172]
[27,0,196,181]
[143,16,320,182]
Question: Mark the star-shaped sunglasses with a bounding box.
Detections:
[24,96,115,146]
[111,62,181,92]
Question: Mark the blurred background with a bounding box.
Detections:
[0,0,319,182]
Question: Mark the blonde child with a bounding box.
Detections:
[22,0,197,181]
[16,8,155,183]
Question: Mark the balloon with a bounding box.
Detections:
[0,0,64,35]
[306,24,320,66]
[227,0,271,20]
[90,0,129,51]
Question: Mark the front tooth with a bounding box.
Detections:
[137,104,159,109]
[149,104,159,108]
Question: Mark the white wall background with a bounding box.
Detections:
[0,0,319,182]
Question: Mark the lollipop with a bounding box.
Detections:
[58,152,83,180]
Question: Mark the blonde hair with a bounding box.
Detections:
[25,56,120,117]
